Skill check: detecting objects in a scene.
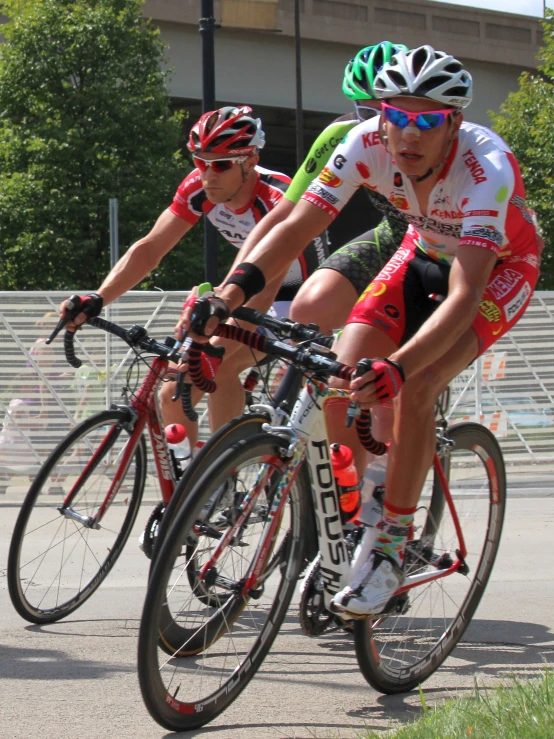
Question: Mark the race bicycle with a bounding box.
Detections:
[137,307,507,732]
[7,299,327,624]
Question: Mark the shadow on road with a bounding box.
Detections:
[0,642,132,680]
[168,617,554,737]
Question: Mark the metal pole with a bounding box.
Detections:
[108,198,119,409]
[294,0,303,169]
[109,198,119,269]
[200,0,218,284]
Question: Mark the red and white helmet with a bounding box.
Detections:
[187,106,266,156]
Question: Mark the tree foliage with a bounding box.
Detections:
[490,11,554,288]
[0,0,206,290]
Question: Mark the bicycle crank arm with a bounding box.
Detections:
[57,506,101,530]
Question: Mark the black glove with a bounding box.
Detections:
[189,296,231,336]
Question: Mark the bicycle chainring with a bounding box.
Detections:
[299,555,335,637]
[141,502,165,560]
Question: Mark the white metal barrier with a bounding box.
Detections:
[0,290,552,496]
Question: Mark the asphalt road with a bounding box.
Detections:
[1,495,553,739]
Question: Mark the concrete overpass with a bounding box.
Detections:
[143,0,543,173]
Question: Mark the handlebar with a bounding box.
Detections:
[48,315,184,369]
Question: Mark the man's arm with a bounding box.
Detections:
[97,209,193,305]
[218,200,334,312]
[390,244,498,378]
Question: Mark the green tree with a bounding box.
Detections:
[0,0,206,290]
[490,11,554,288]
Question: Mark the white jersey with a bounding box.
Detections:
[303,118,539,267]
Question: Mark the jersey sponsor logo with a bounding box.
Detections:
[389,195,409,211]
[372,317,392,332]
[429,207,464,219]
[462,149,487,185]
[464,226,503,246]
[313,235,328,265]
[510,254,539,269]
[479,299,502,323]
[305,158,317,174]
[488,269,524,300]
[333,154,347,170]
[308,183,339,205]
[378,247,411,281]
[362,131,380,148]
[302,191,339,216]
[356,161,370,179]
[510,195,534,224]
[434,194,451,205]
[384,304,400,319]
[319,167,343,188]
[217,210,233,220]
[465,209,499,218]
[393,172,403,188]
[219,229,246,242]
[406,215,462,238]
[504,281,532,322]
[358,281,387,302]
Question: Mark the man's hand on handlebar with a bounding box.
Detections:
[176,290,231,343]
[58,293,104,332]
[349,357,405,408]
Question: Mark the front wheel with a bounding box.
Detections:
[138,432,309,732]
[7,409,147,624]
[354,422,506,693]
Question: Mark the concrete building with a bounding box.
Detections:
[143,0,543,174]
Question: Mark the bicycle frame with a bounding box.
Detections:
[60,357,178,527]
[215,375,473,613]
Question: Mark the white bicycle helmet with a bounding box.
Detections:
[373,45,472,109]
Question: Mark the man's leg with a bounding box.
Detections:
[332,326,481,616]
[207,343,267,432]
[291,268,358,335]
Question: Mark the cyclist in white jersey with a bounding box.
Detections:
[181,46,541,616]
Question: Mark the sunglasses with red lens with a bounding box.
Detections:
[382,102,457,131]
[193,155,248,173]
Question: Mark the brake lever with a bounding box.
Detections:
[345,358,373,428]
[46,295,82,345]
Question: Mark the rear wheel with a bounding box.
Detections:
[138,432,309,732]
[353,422,506,693]
[7,410,146,623]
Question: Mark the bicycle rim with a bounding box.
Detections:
[8,410,146,623]
[138,433,307,731]
[354,422,506,693]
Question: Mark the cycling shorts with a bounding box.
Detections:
[318,220,404,296]
[348,231,538,356]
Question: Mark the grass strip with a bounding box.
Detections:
[359,670,554,739]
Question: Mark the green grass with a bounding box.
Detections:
[359,671,554,739]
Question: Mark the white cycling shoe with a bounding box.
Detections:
[331,550,404,617]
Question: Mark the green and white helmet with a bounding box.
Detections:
[342,41,409,101]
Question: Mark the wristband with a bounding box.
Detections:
[226,262,266,303]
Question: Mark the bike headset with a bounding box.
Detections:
[372,45,473,182]
[187,106,266,202]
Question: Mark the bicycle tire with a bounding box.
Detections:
[138,431,309,732]
[8,409,147,624]
[353,422,506,693]
[150,412,272,563]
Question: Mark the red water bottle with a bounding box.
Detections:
[330,443,361,525]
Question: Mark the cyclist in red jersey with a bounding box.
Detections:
[181,46,542,616]
[60,106,327,449]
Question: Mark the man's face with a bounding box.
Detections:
[382,96,462,179]
[194,152,257,204]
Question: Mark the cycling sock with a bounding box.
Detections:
[373,501,416,568]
